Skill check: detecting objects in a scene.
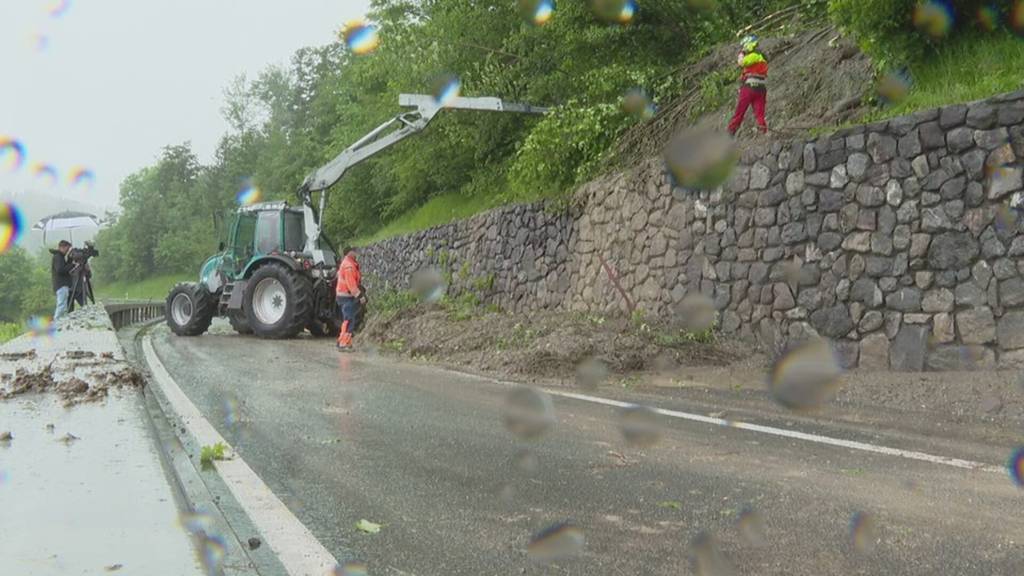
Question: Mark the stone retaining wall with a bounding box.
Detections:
[361,89,1024,370]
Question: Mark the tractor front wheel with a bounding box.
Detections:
[244,264,312,339]
[166,283,215,337]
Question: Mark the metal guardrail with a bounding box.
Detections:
[104,301,165,330]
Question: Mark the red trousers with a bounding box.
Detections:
[728,85,767,135]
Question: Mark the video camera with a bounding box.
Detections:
[68,241,100,264]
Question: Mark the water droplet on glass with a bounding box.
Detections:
[47,0,71,18]
[877,69,912,105]
[180,512,226,576]
[736,506,769,547]
[236,178,262,206]
[676,292,717,333]
[850,511,878,553]
[591,0,636,23]
[977,5,999,31]
[410,267,447,302]
[1,203,26,254]
[68,166,96,193]
[527,521,585,563]
[513,449,539,475]
[332,561,370,576]
[690,531,736,576]
[769,339,843,412]
[575,357,608,389]
[222,397,239,428]
[503,386,556,440]
[618,404,661,447]
[993,204,1020,234]
[0,137,26,172]
[519,0,555,25]
[431,74,462,107]
[340,20,380,55]
[913,1,954,39]
[1007,446,1024,487]
[665,127,738,191]
[623,88,656,120]
[32,163,59,188]
[27,315,55,342]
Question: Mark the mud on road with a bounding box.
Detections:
[0,306,144,407]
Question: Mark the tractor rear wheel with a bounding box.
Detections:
[228,312,253,335]
[166,283,215,337]
[244,263,312,339]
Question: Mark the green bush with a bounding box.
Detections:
[829,0,1016,66]
[0,323,22,344]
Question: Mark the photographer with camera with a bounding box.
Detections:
[51,240,74,320]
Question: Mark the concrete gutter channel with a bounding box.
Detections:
[0,303,293,576]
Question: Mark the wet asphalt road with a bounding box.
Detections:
[148,320,1024,576]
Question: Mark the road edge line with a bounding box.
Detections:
[435,365,1004,474]
[142,335,339,576]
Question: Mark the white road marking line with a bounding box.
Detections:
[143,336,338,576]
[545,389,1005,474]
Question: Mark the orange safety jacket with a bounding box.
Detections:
[336,254,362,297]
[738,50,768,89]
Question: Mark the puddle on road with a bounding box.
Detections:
[0,392,203,575]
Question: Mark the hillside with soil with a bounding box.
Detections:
[616,23,874,166]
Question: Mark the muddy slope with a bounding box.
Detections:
[616,26,874,165]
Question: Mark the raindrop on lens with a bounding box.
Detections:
[913,0,954,39]
[236,178,262,206]
[850,511,878,553]
[665,127,738,191]
[1013,1,1024,36]
[527,521,585,563]
[978,5,999,31]
[1,203,26,254]
[592,0,636,23]
[513,449,539,475]
[33,163,59,188]
[676,292,716,332]
[1007,446,1024,487]
[47,0,71,18]
[503,386,556,440]
[332,561,370,576]
[68,166,96,192]
[994,204,1020,233]
[623,88,656,120]
[575,357,608,389]
[736,507,768,547]
[0,137,26,172]
[618,404,661,447]
[690,531,736,576]
[341,20,380,55]
[431,74,462,107]
[410,267,447,302]
[27,316,55,341]
[519,0,555,25]
[769,339,843,412]
[222,397,239,428]
[877,69,912,105]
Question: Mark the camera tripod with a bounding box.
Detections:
[68,265,95,313]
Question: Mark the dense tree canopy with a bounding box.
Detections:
[93,0,995,284]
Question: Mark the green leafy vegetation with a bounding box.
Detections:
[0,323,22,344]
[369,289,419,322]
[200,442,228,468]
[864,32,1024,122]
[94,274,191,302]
[0,247,56,327]
[91,0,1021,285]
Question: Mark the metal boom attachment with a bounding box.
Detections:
[298,94,548,262]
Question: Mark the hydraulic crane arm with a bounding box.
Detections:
[299,93,548,263]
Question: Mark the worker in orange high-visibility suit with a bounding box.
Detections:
[336,246,365,351]
[728,34,769,137]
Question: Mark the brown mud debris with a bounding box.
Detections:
[0,350,36,361]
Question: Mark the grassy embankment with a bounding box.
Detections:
[94,274,190,302]
[359,33,1024,246]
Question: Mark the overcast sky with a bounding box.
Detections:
[0,0,371,209]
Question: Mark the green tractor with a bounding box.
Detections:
[166,201,340,339]
[165,93,547,339]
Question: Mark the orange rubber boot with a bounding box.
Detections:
[337,321,353,349]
